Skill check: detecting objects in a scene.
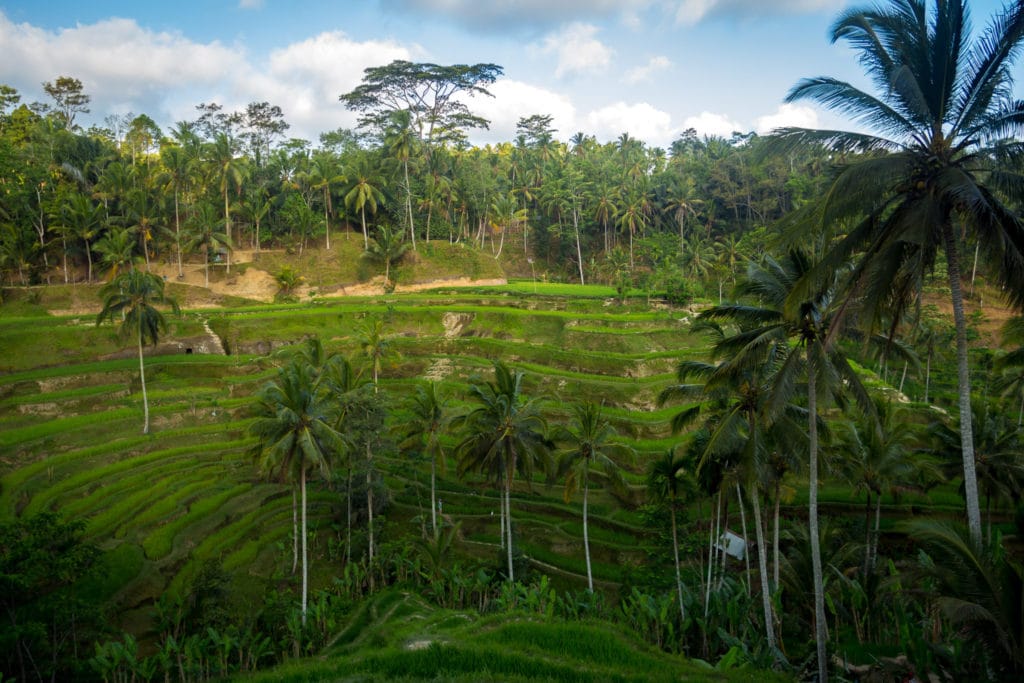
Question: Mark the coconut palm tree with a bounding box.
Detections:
[555,402,632,593]
[158,145,196,278]
[184,203,232,288]
[344,156,385,250]
[92,227,139,281]
[250,359,343,623]
[360,226,411,291]
[205,132,246,273]
[647,448,697,627]
[779,0,1024,552]
[56,192,103,283]
[454,362,552,582]
[685,249,874,680]
[96,270,179,435]
[397,382,450,535]
[836,399,929,574]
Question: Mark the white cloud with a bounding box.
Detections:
[536,23,612,79]
[380,0,651,31]
[674,0,847,25]
[584,101,675,146]
[683,111,744,137]
[468,79,576,144]
[624,56,671,84]
[754,103,818,133]
[0,11,423,143]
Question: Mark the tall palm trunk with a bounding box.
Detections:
[505,446,516,582]
[138,326,150,435]
[174,190,183,278]
[736,482,751,596]
[582,463,593,593]
[292,487,298,575]
[749,485,777,653]
[346,465,353,565]
[223,187,232,274]
[367,442,375,592]
[808,362,828,682]
[942,222,982,547]
[573,206,585,285]
[773,479,781,590]
[360,206,369,250]
[301,466,308,625]
[430,457,437,535]
[403,161,415,251]
[670,498,686,626]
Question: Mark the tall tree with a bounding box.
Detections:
[779,0,1024,551]
[250,359,342,623]
[455,362,551,582]
[41,76,90,129]
[96,270,179,435]
[647,449,696,629]
[397,382,450,535]
[555,402,632,593]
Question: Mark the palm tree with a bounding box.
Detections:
[357,318,395,390]
[384,110,418,250]
[57,192,103,283]
[92,227,139,281]
[306,152,345,251]
[96,270,180,435]
[250,359,342,623]
[184,203,232,288]
[455,362,551,582]
[555,402,632,593]
[659,353,787,659]
[397,382,450,535]
[159,145,195,278]
[899,519,1024,679]
[686,250,874,679]
[779,0,1024,550]
[647,448,696,627]
[361,226,411,291]
[206,133,246,273]
[344,157,385,250]
[836,399,928,574]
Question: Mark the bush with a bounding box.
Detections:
[661,274,698,306]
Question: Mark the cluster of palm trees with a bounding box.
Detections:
[249,338,637,622]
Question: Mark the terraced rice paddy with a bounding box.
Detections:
[0,287,706,638]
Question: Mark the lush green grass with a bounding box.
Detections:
[246,590,790,683]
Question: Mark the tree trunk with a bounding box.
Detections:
[223,187,232,274]
[671,501,686,627]
[301,466,308,625]
[360,206,369,250]
[942,221,982,548]
[749,485,778,654]
[583,465,593,593]
[505,472,514,582]
[404,161,415,251]
[324,188,331,251]
[367,442,375,592]
[430,456,437,535]
[808,361,828,682]
[736,483,751,596]
[872,491,882,572]
[86,241,93,284]
[573,207,585,285]
[346,465,352,565]
[138,327,150,435]
[773,479,781,591]
[174,190,183,278]
[292,487,298,575]
[924,348,932,403]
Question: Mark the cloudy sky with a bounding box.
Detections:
[0,0,1017,148]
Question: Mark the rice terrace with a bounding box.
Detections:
[2,1,1024,681]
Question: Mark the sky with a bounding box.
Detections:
[0,0,1018,149]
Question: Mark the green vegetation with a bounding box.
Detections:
[1,2,1023,680]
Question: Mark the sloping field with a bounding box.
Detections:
[0,287,705,639]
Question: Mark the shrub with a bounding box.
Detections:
[662,274,698,307]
